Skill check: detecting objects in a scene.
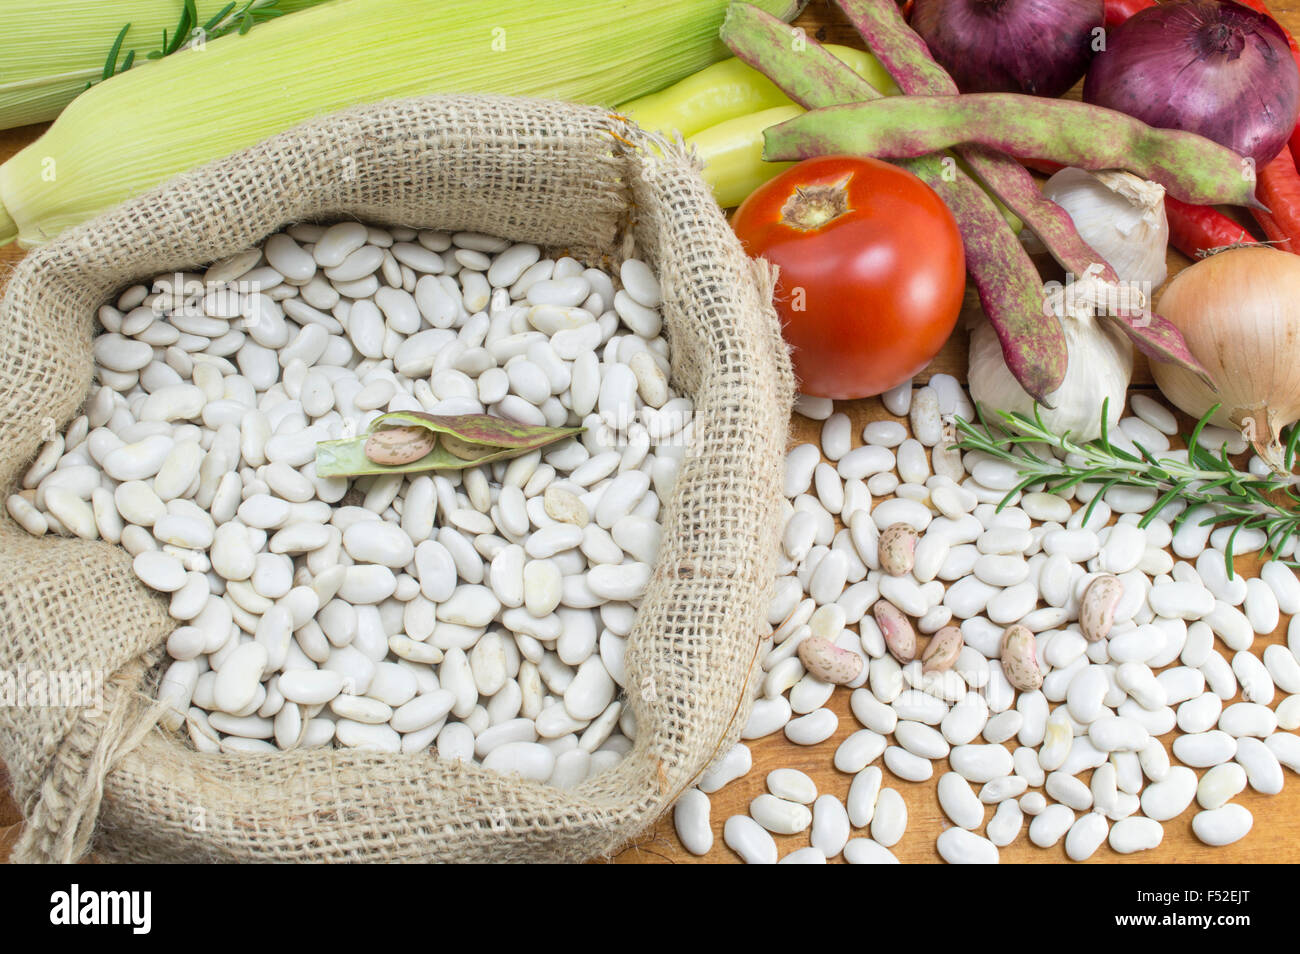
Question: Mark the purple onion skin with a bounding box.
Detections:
[1084,1,1300,166]
[909,0,1105,97]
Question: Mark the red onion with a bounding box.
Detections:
[1084,1,1300,166]
[909,0,1105,97]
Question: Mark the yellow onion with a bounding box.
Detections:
[1151,247,1300,472]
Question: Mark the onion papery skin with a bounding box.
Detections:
[1084,0,1300,166]
[910,0,1105,97]
[1150,247,1300,472]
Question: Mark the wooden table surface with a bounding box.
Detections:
[2,0,1299,864]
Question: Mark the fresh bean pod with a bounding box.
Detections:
[833,0,1206,375]
[837,0,1082,251]
[909,173,1066,402]
[837,0,956,94]
[720,3,1066,401]
[764,94,1262,208]
[721,5,888,107]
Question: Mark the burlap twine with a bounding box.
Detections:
[0,95,794,862]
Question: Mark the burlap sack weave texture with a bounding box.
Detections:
[0,95,794,862]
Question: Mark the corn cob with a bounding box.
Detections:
[0,0,327,130]
[0,0,804,246]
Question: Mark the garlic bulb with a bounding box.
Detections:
[1042,168,1169,288]
[968,280,1133,441]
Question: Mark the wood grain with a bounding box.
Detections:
[3,0,1299,864]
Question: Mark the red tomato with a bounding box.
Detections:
[731,155,966,399]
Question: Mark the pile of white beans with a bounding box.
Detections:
[9,222,690,790]
[675,380,1300,864]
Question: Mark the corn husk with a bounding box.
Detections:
[0,0,804,246]
[0,0,327,130]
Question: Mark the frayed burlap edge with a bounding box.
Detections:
[0,94,794,863]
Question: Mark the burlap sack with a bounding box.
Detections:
[0,95,794,862]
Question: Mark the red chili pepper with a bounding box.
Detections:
[1021,158,1064,176]
[1103,0,1156,29]
[1252,206,1293,251]
[1256,145,1300,251]
[1166,196,1259,257]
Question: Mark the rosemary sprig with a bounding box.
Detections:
[94,0,287,86]
[952,400,1300,578]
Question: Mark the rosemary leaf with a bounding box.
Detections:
[204,2,238,32]
[102,23,130,81]
[92,0,289,87]
[955,402,1300,574]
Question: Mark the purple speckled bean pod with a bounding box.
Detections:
[835,0,957,95]
[720,3,1067,401]
[832,0,1120,285]
[764,95,1261,208]
[722,3,888,105]
[832,0,1207,376]
[1108,309,1208,376]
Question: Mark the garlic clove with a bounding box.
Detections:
[1041,168,1169,290]
[968,303,1133,443]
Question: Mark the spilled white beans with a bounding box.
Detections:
[23,225,687,791]
[66,248,1300,861]
[684,380,1300,865]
